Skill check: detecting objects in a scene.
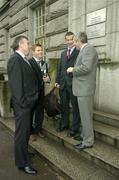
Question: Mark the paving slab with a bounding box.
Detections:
[0,121,62,180]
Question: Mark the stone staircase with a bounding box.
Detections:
[0,110,119,180]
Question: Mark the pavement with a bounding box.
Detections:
[0,122,64,180]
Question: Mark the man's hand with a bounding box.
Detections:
[55,83,60,88]
[43,75,50,83]
[67,67,74,73]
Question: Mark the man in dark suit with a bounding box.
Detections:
[67,32,98,150]
[7,36,38,174]
[29,44,49,140]
[55,32,81,137]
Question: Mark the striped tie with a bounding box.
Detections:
[67,48,71,59]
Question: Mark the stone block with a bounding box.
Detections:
[0,29,5,37]
[0,80,13,118]
[97,63,119,114]
[46,14,68,35]
[0,44,5,53]
[106,1,119,34]
[9,8,28,27]
[47,50,62,59]
[0,0,5,8]
[95,46,106,59]
[46,0,68,21]
[68,0,86,31]
[107,0,118,5]
[9,0,29,17]
[0,16,9,29]
[9,19,28,38]
[88,37,106,47]
[86,0,107,13]
[46,32,66,49]
[106,32,119,62]
[0,61,5,67]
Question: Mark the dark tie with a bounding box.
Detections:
[67,48,71,59]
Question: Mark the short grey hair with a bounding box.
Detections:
[12,35,28,51]
[75,32,88,43]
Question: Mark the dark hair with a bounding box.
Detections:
[12,35,28,51]
[75,32,88,43]
[65,31,74,38]
[32,43,42,51]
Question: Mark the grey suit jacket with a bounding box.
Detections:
[72,44,98,97]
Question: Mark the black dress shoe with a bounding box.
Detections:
[18,166,37,175]
[56,126,69,132]
[75,143,93,151]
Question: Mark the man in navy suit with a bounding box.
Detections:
[7,36,38,174]
[29,44,49,140]
[55,32,81,137]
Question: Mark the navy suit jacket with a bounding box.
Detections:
[56,47,80,90]
[7,53,38,108]
[29,57,43,92]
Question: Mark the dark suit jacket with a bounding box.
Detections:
[29,57,43,92]
[56,47,79,90]
[7,52,38,109]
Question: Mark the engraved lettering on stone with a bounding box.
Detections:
[87,8,106,26]
[87,23,105,39]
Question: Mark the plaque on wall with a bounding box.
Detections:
[87,23,105,39]
[87,8,106,26]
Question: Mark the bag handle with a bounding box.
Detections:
[50,86,57,93]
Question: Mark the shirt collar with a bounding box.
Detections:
[80,43,87,51]
[16,50,26,59]
[67,46,75,54]
[33,56,39,62]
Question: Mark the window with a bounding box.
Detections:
[34,4,46,59]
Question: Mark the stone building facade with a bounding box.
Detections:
[0,0,119,117]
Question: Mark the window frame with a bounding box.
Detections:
[33,4,46,59]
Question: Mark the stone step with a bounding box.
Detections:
[94,121,119,148]
[45,115,119,149]
[0,118,119,180]
[30,135,118,180]
[94,110,119,128]
[43,119,119,177]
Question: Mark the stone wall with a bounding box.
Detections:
[0,0,119,116]
[68,0,119,62]
[0,0,30,117]
[68,0,119,114]
[94,63,119,115]
[0,0,30,70]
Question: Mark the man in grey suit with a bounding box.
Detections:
[67,32,98,150]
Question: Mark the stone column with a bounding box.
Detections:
[0,80,13,118]
[68,0,86,34]
[106,0,119,62]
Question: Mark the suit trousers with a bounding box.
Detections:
[30,85,44,134]
[77,95,94,146]
[13,102,31,167]
[59,85,80,131]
